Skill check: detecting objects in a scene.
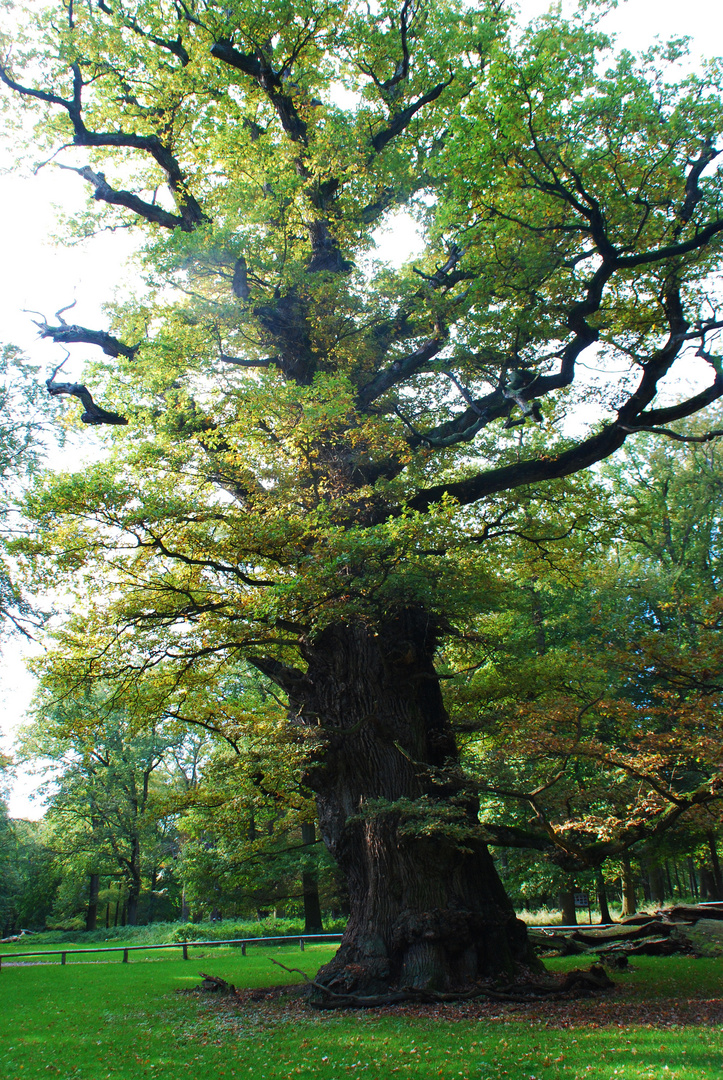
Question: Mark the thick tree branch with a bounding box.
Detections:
[0,60,205,230]
[120,13,191,67]
[676,141,720,230]
[360,0,413,100]
[398,314,717,517]
[357,334,446,408]
[218,353,275,369]
[210,40,308,145]
[370,76,454,155]
[615,217,723,269]
[619,424,723,444]
[58,163,190,230]
[45,378,128,426]
[34,312,139,360]
[247,656,310,696]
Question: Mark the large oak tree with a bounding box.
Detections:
[4,0,723,998]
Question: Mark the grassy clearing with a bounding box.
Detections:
[0,947,721,1080]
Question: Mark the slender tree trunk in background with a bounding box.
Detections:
[126,894,138,926]
[672,860,683,897]
[105,902,110,930]
[278,613,536,997]
[640,866,651,902]
[707,832,723,900]
[621,855,637,916]
[125,837,142,926]
[596,868,612,924]
[85,873,100,931]
[700,865,711,901]
[126,888,139,926]
[181,887,191,922]
[647,860,666,905]
[559,882,578,926]
[665,861,675,898]
[687,857,699,899]
[148,870,157,924]
[301,822,324,934]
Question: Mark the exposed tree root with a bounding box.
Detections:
[177,972,238,994]
[267,957,614,1010]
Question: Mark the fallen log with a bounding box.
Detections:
[621,936,686,957]
[530,920,675,955]
[569,921,672,945]
[528,931,585,955]
[670,919,723,957]
[526,902,723,962]
[663,904,723,923]
[618,914,660,926]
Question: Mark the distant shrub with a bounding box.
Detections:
[24,915,347,947]
[170,916,346,943]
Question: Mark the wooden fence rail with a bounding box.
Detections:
[0,933,343,971]
[7,901,720,972]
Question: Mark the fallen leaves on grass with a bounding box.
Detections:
[191,981,723,1032]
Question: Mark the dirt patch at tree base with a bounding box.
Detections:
[194,976,723,1029]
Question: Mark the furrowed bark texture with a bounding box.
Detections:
[292,610,534,997]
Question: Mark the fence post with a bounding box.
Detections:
[241,942,246,956]
[299,938,305,952]
[122,949,128,963]
[61,953,66,966]
[182,944,188,961]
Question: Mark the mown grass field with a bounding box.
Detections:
[0,940,721,1080]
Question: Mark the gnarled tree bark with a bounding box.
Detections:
[272,611,537,998]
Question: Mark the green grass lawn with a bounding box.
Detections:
[0,944,721,1080]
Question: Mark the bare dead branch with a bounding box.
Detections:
[45,378,128,426]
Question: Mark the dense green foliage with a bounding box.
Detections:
[2,0,721,699]
[448,420,723,866]
[0,347,58,637]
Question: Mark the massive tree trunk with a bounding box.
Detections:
[282,610,536,999]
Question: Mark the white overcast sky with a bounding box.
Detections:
[1,0,723,818]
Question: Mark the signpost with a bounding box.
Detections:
[574,891,592,924]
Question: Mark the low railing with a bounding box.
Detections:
[0,933,343,971]
[5,902,720,971]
